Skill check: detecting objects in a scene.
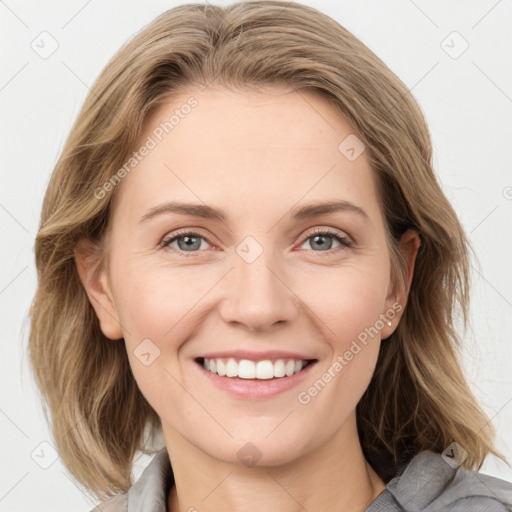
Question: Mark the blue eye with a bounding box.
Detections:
[161,231,211,254]
[161,228,352,256]
[301,229,352,252]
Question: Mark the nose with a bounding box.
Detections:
[218,248,299,332]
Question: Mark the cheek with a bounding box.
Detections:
[302,261,389,395]
[111,262,218,407]
[115,271,190,415]
[298,278,385,426]
[301,262,390,341]
[112,260,215,341]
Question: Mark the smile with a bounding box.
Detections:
[199,357,316,379]
[194,357,318,400]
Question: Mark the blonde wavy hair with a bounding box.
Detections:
[28,0,507,499]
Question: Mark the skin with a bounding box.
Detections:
[76,84,420,512]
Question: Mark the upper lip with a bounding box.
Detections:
[198,350,317,362]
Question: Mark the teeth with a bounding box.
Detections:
[202,357,308,379]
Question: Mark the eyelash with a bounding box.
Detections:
[160,227,353,256]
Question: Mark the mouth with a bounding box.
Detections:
[192,355,318,399]
[195,357,317,380]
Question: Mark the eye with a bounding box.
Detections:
[161,227,353,256]
[161,230,212,255]
[300,228,353,253]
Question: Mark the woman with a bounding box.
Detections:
[28,1,512,510]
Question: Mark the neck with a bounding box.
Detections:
[165,412,386,512]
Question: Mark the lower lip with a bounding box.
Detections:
[194,359,317,400]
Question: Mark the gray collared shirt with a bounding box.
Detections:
[91,448,512,511]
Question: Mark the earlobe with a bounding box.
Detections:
[74,239,124,340]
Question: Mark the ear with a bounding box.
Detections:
[381,229,421,339]
[74,238,124,340]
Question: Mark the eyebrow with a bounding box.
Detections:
[137,199,368,225]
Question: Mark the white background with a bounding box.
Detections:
[1,0,511,510]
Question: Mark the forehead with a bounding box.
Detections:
[110,84,382,227]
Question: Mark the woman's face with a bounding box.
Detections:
[82,85,412,467]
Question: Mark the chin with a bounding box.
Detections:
[200,427,312,468]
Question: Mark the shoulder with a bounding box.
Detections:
[89,448,173,512]
[375,450,512,511]
[90,493,127,512]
